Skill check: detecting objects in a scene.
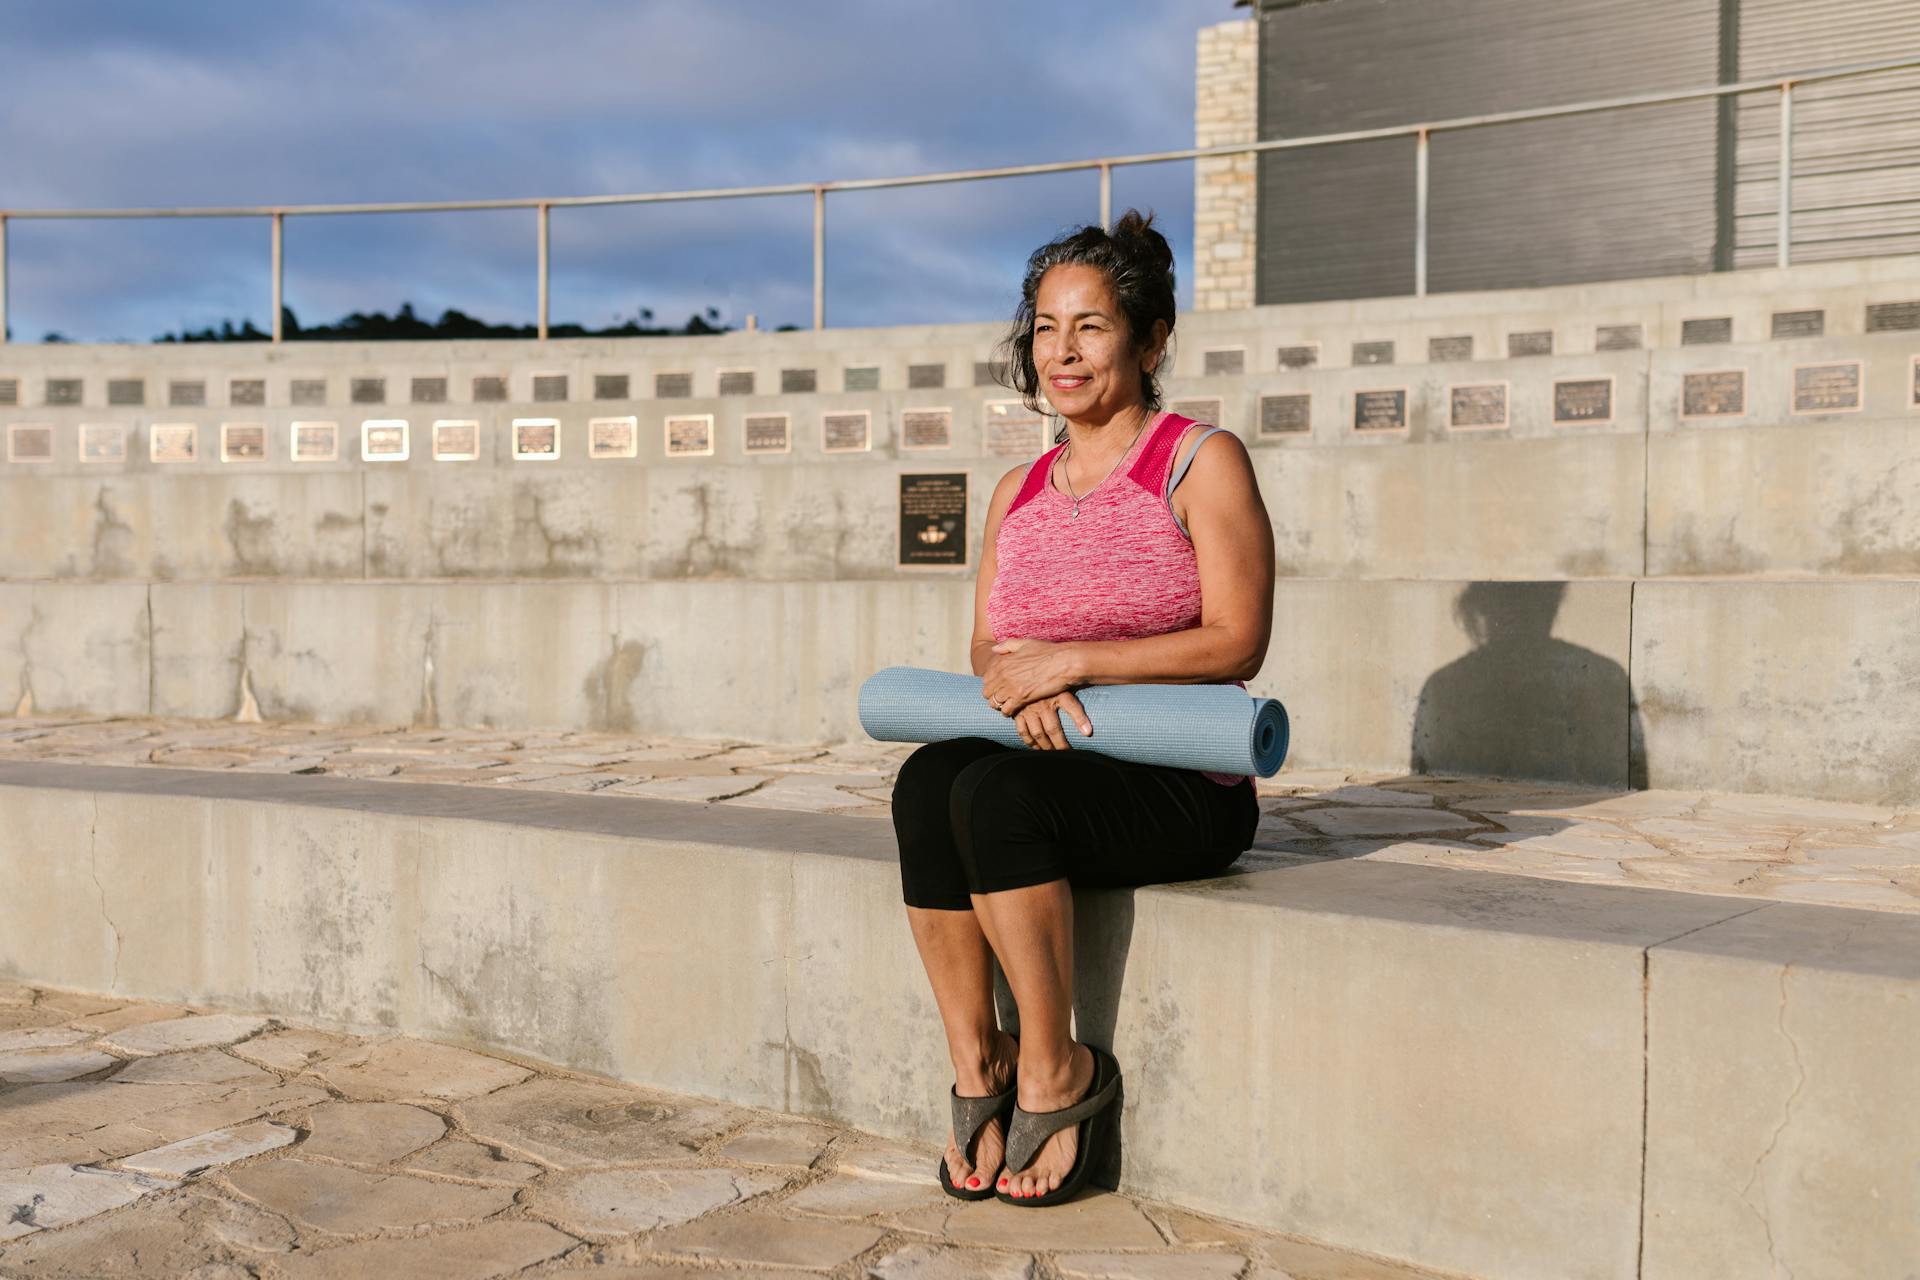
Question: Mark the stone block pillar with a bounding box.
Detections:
[1193,17,1258,312]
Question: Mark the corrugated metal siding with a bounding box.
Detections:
[1256,0,1721,303]
[1733,0,1920,267]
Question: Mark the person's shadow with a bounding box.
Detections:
[1411,582,1646,789]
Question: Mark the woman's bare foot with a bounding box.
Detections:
[945,1028,1019,1192]
[999,1041,1095,1199]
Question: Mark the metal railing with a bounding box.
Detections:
[1,53,1916,344]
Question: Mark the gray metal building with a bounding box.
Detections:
[1250,0,1920,302]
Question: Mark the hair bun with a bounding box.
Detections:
[1110,209,1173,274]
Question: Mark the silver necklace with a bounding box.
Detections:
[1059,413,1151,520]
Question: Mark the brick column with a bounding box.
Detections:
[1193,17,1258,312]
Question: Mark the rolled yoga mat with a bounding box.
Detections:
[858,666,1290,777]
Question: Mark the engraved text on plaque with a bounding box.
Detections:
[744,413,792,454]
[1553,378,1614,425]
[1792,362,1863,414]
[1449,383,1508,430]
[899,473,968,568]
[1681,370,1746,418]
[589,416,637,459]
[1353,389,1408,432]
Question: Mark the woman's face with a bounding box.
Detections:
[1031,263,1160,426]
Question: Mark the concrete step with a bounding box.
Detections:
[2,760,1913,1279]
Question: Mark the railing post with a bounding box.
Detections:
[536,201,551,340]
[0,214,9,345]
[1099,163,1113,230]
[1777,80,1795,269]
[812,186,826,331]
[270,212,284,344]
[1414,128,1430,297]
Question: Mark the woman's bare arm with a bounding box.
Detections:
[969,465,1029,677]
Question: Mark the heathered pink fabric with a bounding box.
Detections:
[988,411,1244,785]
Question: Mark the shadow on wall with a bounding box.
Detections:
[1411,582,1646,790]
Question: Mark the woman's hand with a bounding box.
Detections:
[1010,691,1093,751]
[981,639,1082,713]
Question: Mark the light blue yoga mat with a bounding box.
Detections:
[858,666,1290,777]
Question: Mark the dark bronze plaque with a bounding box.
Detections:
[532,374,568,403]
[1507,330,1552,358]
[1912,357,1920,409]
[663,414,712,457]
[1276,345,1318,370]
[823,411,871,452]
[1169,398,1222,428]
[985,402,1046,457]
[81,424,125,462]
[291,379,328,406]
[1595,324,1644,352]
[411,376,448,404]
[593,373,630,401]
[844,366,881,392]
[1428,335,1473,363]
[150,423,197,463]
[973,361,1009,388]
[472,376,508,403]
[781,368,818,394]
[1204,349,1245,376]
[0,379,17,406]
[362,420,410,460]
[350,378,385,405]
[908,363,946,390]
[744,413,791,454]
[1682,317,1732,346]
[718,370,755,396]
[902,408,952,450]
[899,473,968,568]
[1352,340,1394,366]
[1771,309,1824,340]
[654,372,692,399]
[221,423,267,462]
[1449,383,1508,430]
[1553,378,1614,425]
[230,378,266,407]
[433,420,480,460]
[588,416,635,459]
[1353,389,1407,432]
[292,421,339,462]
[1866,300,1920,333]
[46,379,82,406]
[108,379,145,406]
[1793,362,1863,414]
[8,425,53,462]
[513,418,560,458]
[1682,370,1746,418]
[170,380,207,407]
[1259,393,1311,436]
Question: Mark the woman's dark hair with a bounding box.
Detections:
[997,208,1177,417]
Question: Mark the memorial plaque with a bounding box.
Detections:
[46,379,82,406]
[844,366,881,392]
[781,368,818,394]
[532,374,568,403]
[291,421,339,462]
[718,369,755,396]
[655,371,693,399]
[1448,382,1509,430]
[1682,370,1747,418]
[1258,393,1311,436]
[169,379,207,407]
[1204,349,1246,376]
[230,378,266,407]
[1792,361,1863,414]
[664,414,714,457]
[220,423,267,462]
[588,416,637,459]
[291,379,328,406]
[108,378,145,406]
[432,420,480,461]
[1352,388,1408,432]
[362,420,410,460]
[899,473,968,568]
[973,361,1009,388]
[1169,397,1222,428]
[1276,344,1318,370]
[593,373,630,401]
[902,408,953,451]
[411,376,448,404]
[1866,300,1920,333]
[744,413,792,454]
[512,417,560,459]
[0,379,17,406]
[1507,330,1553,358]
[150,423,198,463]
[1771,309,1824,340]
[7,424,53,462]
[1352,340,1394,366]
[908,363,946,390]
[823,410,871,453]
[1913,355,1920,410]
[350,378,385,405]
[985,401,1046,456]
[1682,316,1732,345]
[1553,377,1614,425]
[80,424,126,462]
[1428,335,1473,363]
[1595,323,1644,352]
[472,375,508,403]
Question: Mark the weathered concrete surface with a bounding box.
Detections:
[1,762,1914,1276]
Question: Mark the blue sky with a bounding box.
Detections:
[0,0,1236,342]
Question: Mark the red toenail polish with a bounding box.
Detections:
[967,1177,979,1188]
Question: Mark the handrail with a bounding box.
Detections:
[0,53,1916,341]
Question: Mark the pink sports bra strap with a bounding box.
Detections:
[1007,441,1066,517]
[1126,413,1195,494]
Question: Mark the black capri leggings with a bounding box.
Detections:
[892,737,1260,910]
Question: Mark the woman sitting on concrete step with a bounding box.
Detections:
[892,209,1276,1206]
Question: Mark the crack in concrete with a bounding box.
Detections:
[1740,963,1807,1280]
[86,792,123,993]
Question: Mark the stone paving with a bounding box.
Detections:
[0,986,1434,1280]
[3,714,1918,915]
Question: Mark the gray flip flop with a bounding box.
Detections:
[937,1079,1016,1200]
[998,1045,1123,1207]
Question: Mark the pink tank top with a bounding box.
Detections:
[988,412,1244,785]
